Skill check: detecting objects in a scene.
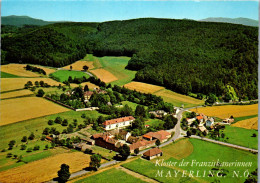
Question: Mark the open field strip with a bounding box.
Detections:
[0,97,70,126]
[1,64,41,77]
[0,151,103,183]
[63,60,95,70]
[1,78,62,92]
[0,89,34,99]
[90,68,118,83]
[154,89,203,105]
[232,117,258,130]
[0,110,103,150]
[84,54,102,68]
[124,82,164,94]
[190,104,258,119]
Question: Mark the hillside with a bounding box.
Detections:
[1,15,58,27]
[200,17,258,27]
[1,18,258,100]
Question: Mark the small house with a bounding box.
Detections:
[143,147,163,160]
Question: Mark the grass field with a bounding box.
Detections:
[50,70,90,82]
[145,119,164,127]
[1,64,42,77]
[0,151,98,183]
[154,89,204,108]
[232,117,258,130]
[75,168,146,183]
[223,126,258,149]
[0,97,70,126]
[91,146,117,160]
[91,68,118,83]
[124,82,164,94]
[233,114,258,123]
[122,138,257,183]
[190,104,258,119]
[1,78,62,92]
[63,60,95,70]
[0,110,103,150]
[0,90,34,99]
[122,158,199,183]
[0,71,21,78]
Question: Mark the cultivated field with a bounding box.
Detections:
[91,68,118,83]
[50,70,90,82]
[63,60,94,70]
[1,78,62,92]
[75,168,146,183]
[34,65,56,75]
[232,117,258,130]
[191,104,258,119]
[154,89,204,108]
[0,152,99,183]
[0,90,33,99]
[124,82,164,94]
[1,64,41,77]
[0,97,70,126]
[78,82,99,90]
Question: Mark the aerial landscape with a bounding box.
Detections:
[0,0,258,183]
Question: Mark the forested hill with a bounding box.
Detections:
[1,18,258,100]
[200,17,259,27]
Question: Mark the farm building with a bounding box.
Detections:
[222,118,234,124]
[206,117,215,127]
[84,91,94,101]
[103,116,135,131]
[149,110,168,118]
[198,125,208,134]
[129,139,156,153]
[143,130,171,142]
[143,147,163,160]
[92,132,122,151]
[118,129,131,141]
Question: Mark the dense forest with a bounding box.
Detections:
[1,18,258,100]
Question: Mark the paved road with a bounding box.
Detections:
[190,135,258,153]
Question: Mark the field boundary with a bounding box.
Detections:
[44,96,75,110]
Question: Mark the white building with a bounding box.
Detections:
[103,116,135,131]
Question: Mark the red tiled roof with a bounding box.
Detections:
[143,130,171,141]
[143,147,162,157]
[196,116,203,120]
[143,135,152,139]
[103,116,135,126]
[129,139,156,151]
[84,91,94,96]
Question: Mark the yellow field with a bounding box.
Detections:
[63,61,94,70]
[160,138,193,160]
[1,78,62,92]
[91,68,118,83]
[79,82,99,90]
[1,64,41,77]
[232,117,258,130]
[124,82,164,94]
[0,152,105,183]
[155,89,203,105]
[0,90,33,99]
[191,104,258,119]
[35,65,56,75]
[0,97,70,126]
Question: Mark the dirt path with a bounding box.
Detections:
[116,166,159,183]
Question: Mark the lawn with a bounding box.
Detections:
[233,114,258,123]
[223,125,258,149]
[122,138,257,183]
[122,158,199,183]
[75,168,147,183]
[145,119,164,127]
[50,70,90,82]
[91,146,117,160]
[0,110,104,150]
[158,138,257,183]
[0,71,21,78]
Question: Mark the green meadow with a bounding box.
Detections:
[1,71,21,78]
[50,70,90,82]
